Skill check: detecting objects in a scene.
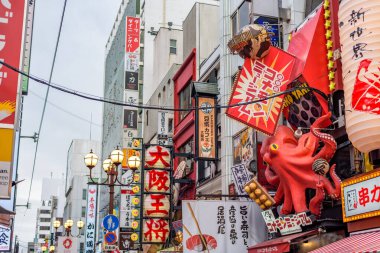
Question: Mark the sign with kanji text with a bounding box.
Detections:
[0,225,11,252]
[143,194,170,218]
[231,164,251,199]
[226,47,296,135]
[182,201,266,253]
[120,186,134,229]
[197,97,216,159]
[144,170,170,193]
[143,218,169,243]
[342,170,380,222]
[145,146,171,168]
[0,0,26,128]
[85,184,97,253]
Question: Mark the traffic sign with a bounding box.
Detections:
[105,232,118,245]
[103,214,119,231]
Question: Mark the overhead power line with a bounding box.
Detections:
[26,0,69,206]
[0,60,329,112]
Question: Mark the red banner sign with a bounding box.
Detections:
[0,0,26,127]
[226,47,296,135]
[125,17,140,53]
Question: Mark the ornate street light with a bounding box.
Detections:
[54,219,83,238]
[85,147,140,214]
[53,220,61,230]
[41,246,47,252]
[49,245,55,252]
[128,155,141,170]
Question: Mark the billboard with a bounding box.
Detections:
[0,225,11,252]
[0,128,14,199]
[0,0,26,127]
[226,47,296,135]
[182,200,267,253]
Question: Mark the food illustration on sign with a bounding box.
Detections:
[184,203,218,252]
[201,141,212,157]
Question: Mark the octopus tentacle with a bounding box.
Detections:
[310,112,337,161]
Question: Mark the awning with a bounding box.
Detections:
[310,231,380,253]
[248,230,318,253]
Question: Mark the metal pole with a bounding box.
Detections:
[109,170,114,215]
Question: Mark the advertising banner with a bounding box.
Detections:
[0,0,26,128]
[0,128,14,199]
[182,200,267,253]
[197,97,216,159]
[85,184,97,253]
[120,187,134,229]
[226,47,296,135]
[0,225,11,252]
[232,127,255,166]
[342,170,380,222]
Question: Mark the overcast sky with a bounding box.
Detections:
[13,0,121,246]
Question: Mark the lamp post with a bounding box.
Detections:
[53,219,84,238]
[84,147,140,214]
[41,245,47,252]
[49,245,55,252]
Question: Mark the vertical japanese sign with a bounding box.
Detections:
[0,0,26,127]
[197,97,216,159]
[0,225,11,252]
[342,170,380,222]
[85,184,97,253]
[0,128,14,199]
[143,146,171,243]
[123,16,140,132]
[182,201,267,253]
[226,47,296,135]
[231,164,251,199]
[120,185,134,229]
[21,0,35,95]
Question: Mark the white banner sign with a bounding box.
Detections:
[85,184,97,253]
[0,225,11,252]
[231,164,251,198]
[261,209,312,235]
[57,236,78,253]
[0,162,12,199]
[157,111,168,135]
[343,174,380,221]
[120,186,134,228]
[124,90,139,108]
[183,200,267,253]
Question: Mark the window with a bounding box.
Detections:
[40,218,50,223]
[82,189,87,200]
[163,86,166,100]
[39,226,50,230]
[179,83,192,121]
[81,206,86,218]
[146,110,149,126]
[178,139,194,174]
[40,210,50,214]
[168,118,173,133]
[158,93,161,106]
[39,235,46,239]
[170,39,177,54]
[231,1,250,35]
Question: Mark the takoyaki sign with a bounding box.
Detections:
[143,146,172,243]
[183,200,267,253]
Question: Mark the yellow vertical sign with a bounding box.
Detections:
[0,128,15,199]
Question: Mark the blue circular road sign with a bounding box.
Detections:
[103,214,119,231]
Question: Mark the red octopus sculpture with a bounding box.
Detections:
[260,112,341,216]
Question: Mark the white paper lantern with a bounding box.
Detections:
[145,146,171,168]
[339,1,380,153]
[143,194,170,218]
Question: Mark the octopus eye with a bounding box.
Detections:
[270,143,279,152]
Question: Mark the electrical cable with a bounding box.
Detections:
[0,59,329,112]
[26,0,69,206]
[29,89,102,127]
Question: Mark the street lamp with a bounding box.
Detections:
[54,219,83,237]
[49,245,55,252]
[85,147,140,214]
[41,246,47,252]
